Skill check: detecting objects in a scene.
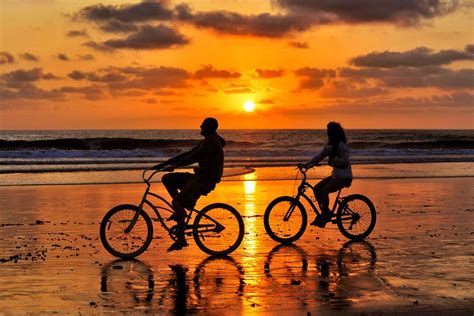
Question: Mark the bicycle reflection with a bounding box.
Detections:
[194,256,245,312]
[264,241,378,309]
[100,259,154,309]
[100,256,245,313]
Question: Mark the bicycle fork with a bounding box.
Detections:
[283,196,300,221]
[124,186,150,234]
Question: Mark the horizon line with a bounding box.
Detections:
[1,128,473,132]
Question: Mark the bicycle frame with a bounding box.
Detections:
[124,169,223,236]
[285,168,344,222]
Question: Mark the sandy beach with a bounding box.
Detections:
[0,173,473,315]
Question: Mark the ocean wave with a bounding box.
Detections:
[1,136,472,153]
[0,137,257,151]
[1,155,473,173]
[349,140,474,149]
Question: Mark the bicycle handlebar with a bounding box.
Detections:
[296,163,321,182]
[142,167,162,183]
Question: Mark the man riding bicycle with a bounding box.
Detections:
[154,117,226,252]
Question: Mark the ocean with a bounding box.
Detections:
[1,129,473,185]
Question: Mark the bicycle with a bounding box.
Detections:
[264,164,376,243]
[100,168,245,258]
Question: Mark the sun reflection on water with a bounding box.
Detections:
[241,172,261,286]
[243,172,257,196]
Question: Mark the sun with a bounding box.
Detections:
[243,101,256,112]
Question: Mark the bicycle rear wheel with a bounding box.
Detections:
[193,203,244,256]
[100,204,153,259]
[263,196,307,244]
[336,194,376,240]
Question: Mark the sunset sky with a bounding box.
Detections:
[0,0,473,129]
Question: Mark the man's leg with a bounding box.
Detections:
[167,177,201,252]
[162,172,193,222]
[167,198,189,251]
[162,173,192,198]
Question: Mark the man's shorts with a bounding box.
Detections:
[175,173,216,209]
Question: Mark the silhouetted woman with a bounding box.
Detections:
[301,122,352,227]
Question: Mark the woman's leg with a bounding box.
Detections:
[313,176,334,215]
[316,178,347,215]
[312,177,348,227]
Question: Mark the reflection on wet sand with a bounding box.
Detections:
[1,178,473,314]
[193,256,245,312]
[98,242,380,313]
[99,256,245,313]
[100,259,154,309]
[263,241,379,310]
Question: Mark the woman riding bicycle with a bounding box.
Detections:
[301,122,352,228]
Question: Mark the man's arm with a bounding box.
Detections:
[172,141,205,167]
[153,145,199,169]
[166,146,199,166]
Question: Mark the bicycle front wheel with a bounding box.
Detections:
[264,196,307,244]
[100,204,153,259]
[337,194,376,240]
[193,203,244,256]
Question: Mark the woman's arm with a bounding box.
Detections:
[304,146,328,168]
[332,142,350,168]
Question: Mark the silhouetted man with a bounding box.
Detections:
[155,118,225,252]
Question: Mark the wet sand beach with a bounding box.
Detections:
[0,174,473,315]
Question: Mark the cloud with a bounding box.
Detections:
[318,80,388,98]
[106,66,190,90]
[59,85,105,100]
[57,53,70,61]
[99,21,139,33]
[289,41,309,49]
[82,41,115,53]
[339,66,474,89]
[258,99,275,104]
[0,52,15,64]
[256,68,285,78]
[276,0,459,26]
[294,67,336,89]
[77,1,174,23]
[177,6,314,38]
[78,1,313,38]
[75,0,461,43]
[194,65,241,79]
[2,68,60,88]
[269,91,473,119]
[77,54,95,61]
[295,49,474,92]
[66,29,89,38]
[429,91,473,106]
[466,44,474,54]
[155,90,179,96]
[0,83,64,100]
[143,97,157,104]
[67,70,126,82]
[103,25,189,49]
[350,46,474,68]
[223,87,253,94]
[20,53,40,62]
